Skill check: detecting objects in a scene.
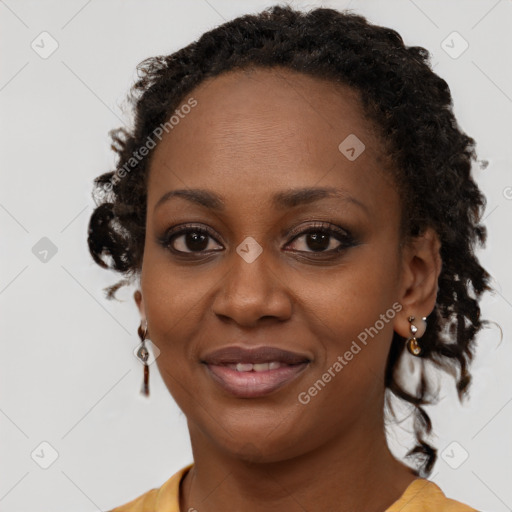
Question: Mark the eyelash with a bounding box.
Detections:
[157,221,357,259]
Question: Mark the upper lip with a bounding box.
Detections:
[201,346,311,365]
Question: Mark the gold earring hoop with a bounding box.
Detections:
[407,316,427,356]
[137,321,150,396]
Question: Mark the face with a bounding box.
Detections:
[137,67,410,462]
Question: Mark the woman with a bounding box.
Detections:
[88,5,490,511]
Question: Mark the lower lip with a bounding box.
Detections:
[205,363,309,398]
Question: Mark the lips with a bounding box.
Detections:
[202,346,310,366]
[201,346,311,398]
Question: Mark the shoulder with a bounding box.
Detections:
[107,488,158,512]
[107,464,192,512]
[386,478,478,512]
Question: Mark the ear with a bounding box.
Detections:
[394,227,442,339]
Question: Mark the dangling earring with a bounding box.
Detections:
[407,316,427,356]
[137,321,150,396]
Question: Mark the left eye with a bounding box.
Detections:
[287,229,347,253]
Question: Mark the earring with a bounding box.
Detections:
[137,321,150,396]
[407,316,427,356]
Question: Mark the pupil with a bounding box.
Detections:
[187,232,208,251]
[307,233,329,251]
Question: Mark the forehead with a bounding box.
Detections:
[146,67,394,213]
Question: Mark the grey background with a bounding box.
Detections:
[1,0,511,510]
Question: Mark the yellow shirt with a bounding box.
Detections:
[108,464,477,512]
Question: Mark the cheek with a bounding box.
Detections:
[141,262,207,406]
[140,254,223,386]
[298,248,401,406]
[305,250,400,343]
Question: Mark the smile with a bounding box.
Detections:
[201,346,311,398]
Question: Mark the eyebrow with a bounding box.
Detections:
[154,187,368,213]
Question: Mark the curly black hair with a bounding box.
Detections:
[87,4,491,478]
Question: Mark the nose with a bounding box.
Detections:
[211,246,293,327]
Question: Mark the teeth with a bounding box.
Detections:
[253,363,269,372]
[236,363,254,372]
[231,362,283,372]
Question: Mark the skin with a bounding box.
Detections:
[134,67,441,511]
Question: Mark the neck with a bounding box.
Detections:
[180,417,418,512]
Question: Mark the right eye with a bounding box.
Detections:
[159,224,223,255]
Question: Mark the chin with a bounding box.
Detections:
[210,424,308,465]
